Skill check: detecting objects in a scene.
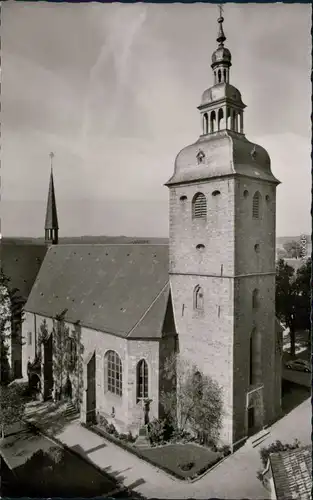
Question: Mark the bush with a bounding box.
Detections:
[127,431,135,443]
[256,439,301,482]
[107,423,117,436]
[170,427,193,443]
[217,444,231,457]
[148,419,166,445]
[259,439,301,468]
[98,414,109,430]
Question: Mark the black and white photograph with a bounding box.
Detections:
[0,2,311,499]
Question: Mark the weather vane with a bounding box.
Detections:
[218,4,224,18]
[49,152,55,170]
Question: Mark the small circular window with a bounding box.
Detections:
[265,195,270,202]
[180,195,187,202]
[196,244,205,251]
[254,244,260,253]
[243,190,249,198]
[212,190,221,197]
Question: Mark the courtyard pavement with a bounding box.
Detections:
[25,396,311,499]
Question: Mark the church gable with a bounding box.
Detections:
[26,244,170,339]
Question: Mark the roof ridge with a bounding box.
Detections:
[127,281,169,338]
[47,243,169,247]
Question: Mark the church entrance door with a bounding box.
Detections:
[86,352,96,424]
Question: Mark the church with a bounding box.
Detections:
[20,13,283,449]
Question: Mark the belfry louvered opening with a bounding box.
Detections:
[192,193,207,220]
[252,192,261,219]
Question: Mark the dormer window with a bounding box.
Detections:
[196,150,205,164]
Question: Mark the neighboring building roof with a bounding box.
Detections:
[25,244,174,339]
[270,445,312,500]
[0,243,47,301]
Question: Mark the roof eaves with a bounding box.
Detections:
[24,308,129,339]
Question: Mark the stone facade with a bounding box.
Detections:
[22,311,176,436]
[168,176,280,447]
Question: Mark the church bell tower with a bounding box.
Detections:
[166,10,281,448]
[45,152,59,246]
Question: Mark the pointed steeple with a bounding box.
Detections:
[45,152,59,245]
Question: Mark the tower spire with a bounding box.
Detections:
[216,5,226,46]
[45,152,59,246]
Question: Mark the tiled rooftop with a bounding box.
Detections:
[270,445,312,500]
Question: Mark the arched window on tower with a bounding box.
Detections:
[226,108,231,129]
[252,192,261,219]
[217,108,224,131]
[136,359,148,402]
[192,193,207,220]
[252,289,259,309]
[194,285,204,311]
[203,113,208,135]
[218,69,222,83]
[223,68,227,83]
[232,110,237,132]
[210,111,216,133]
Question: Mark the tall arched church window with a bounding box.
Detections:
[136,359,148,402]
[218,69,221,83]
[105,350,122,396]
[252,192,261,219]
[192,193,207,220]
[194,285,204,311]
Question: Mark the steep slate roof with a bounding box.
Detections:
[270,445,312,500]
[25,244,173,339]
[0,243,47,301]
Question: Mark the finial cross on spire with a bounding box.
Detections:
[216,3,226,46]
[49,152,55,170]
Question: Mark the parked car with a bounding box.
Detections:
[285,359,311,373]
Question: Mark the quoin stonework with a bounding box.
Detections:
[15,12,283,450]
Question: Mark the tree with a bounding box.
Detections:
[0,384,26,438]
[283,240,301,259]
[275,259,297,356]
[160,354,223,445]
[294,258,311,349]
[0,269,25,384]
[256,439,301,482]
[276,258,311,357]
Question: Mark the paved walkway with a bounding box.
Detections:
[25,397,311,499]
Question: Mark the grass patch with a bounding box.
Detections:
[139,443,222,480]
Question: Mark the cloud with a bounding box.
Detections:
[1,3,311,238]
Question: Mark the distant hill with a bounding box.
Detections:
[2,235,310,247]
[276,235,311,246]
[2,236,169,246]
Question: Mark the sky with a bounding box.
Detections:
[1,2,311,238]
